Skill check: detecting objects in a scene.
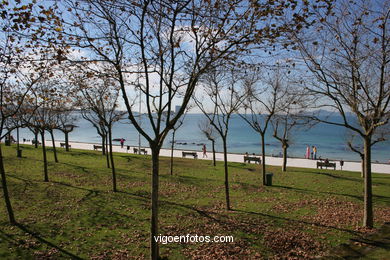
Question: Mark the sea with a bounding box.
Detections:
[14,112,390,163]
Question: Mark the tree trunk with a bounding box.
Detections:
[282,143,288,172]
[105,134,110,168]
[41,131,49,182]
[16,127,20,157]
[212,139,216,167]
[101,135,106,155]
[65,132,69,152]
[170,130,175,175]
[34,131,38,148]
[0,144,16,224]
[50,130,58,163]
[261,134,266,185]
[361,155,365,178]
[363,135,373,228]
[150,145,160,260]
[108,127,117,192]
[222,137,231,210]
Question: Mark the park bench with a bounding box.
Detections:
[133,148,147,155]
[316,161,336,170]
[32,140,41,145]
[93,145,103,150]
[244,156,261,164]
[60,142,71,148]
[182,151,198,159]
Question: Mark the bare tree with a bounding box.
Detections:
[56,111,77,152]
[272,93,314,172]
[292,0,390,227]
[169,110,187,176]
[241,66,286,185]
[73,72,125,192]
[198,119,218,166]
[194,67,247,210]
[0,0,64,224]
[61,0,317,257]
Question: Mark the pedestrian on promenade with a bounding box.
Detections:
[202,144,207,158]
[306,145,310,159]
[311,146,314,159]
[313,146,317,160]
[120,138,125,148]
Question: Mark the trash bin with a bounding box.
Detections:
[5,140,11,146]
[265,172,273,186]
[17,149,22,158]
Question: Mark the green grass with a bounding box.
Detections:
[0,144,389,259]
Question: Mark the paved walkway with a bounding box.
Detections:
[34,140,390,174]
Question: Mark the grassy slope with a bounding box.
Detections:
[0,144,389,259]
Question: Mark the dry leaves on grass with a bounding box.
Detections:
[183,240,260,260]
[264,227,325,259]
[271,198,319,213]
[305,197,390,231]
[90,249,145,260]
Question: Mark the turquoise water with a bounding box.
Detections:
[15,112,390,163]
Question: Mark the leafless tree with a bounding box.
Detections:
[194,67,247,210]
[271,88,315,172]
[169,110,188,176]
[0,0,64,224]
[292,0,390,227]
[241,65,287,185]
[61,0,319,257]
[74,72,125,192]
[198,119,218,166]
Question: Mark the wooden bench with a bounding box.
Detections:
[316,161,336,170]
[60,142,71,148]
[133,148,147,155]
[182,151,198,159]
[244,156,261,164]
[93,145,103,150]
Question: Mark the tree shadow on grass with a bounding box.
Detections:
[14,223,84,259]
[324,222,390,258]
[273,184,390,204]
[231,208,359,236]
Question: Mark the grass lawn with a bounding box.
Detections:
[0,144,389,259]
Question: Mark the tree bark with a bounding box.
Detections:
[105,134,110,168]
[0,144,16,224]
[150,145,160,260]
[65,132,70,152]
[361,155,365,178]
[261,133,266,185]
[34,131,38,148]
[50,130,58,163]
[108,127,117,192]
[16,127,21,157]
[363,135,373,228]
[170,130,175,175]
[282,143,288,172]
[41,131,49,182]
[101,135,106,156]
[222,137,231,210]
[212,139,216,167]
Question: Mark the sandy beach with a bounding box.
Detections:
[27,140,390,174]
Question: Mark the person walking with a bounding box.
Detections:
[120,138,125,148]
[202,144,207,158]
[313,146,317,160]
[306,145,310,159]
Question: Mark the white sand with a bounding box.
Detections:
[28,140,390,174]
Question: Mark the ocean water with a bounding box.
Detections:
[14,112,390,163]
